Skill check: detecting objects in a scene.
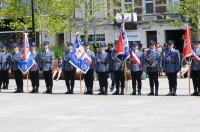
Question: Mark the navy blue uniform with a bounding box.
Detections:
[62,50,76,94]
[191,47,200,95]
[96,51,109,95]
[163,48,180,96]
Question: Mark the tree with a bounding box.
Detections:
[168,0,200,39]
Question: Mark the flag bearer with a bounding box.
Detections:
[83,42,95,95]
[0,45,11,90]
[111,45,125,95]
[96,42,110,95]
[163,40,180,96]
[62,42,76,94]
[29,43,41,93]
[191,41,200,96]
[130,42,143,95]
[40,41,54,94]
[145,40,160,96]
[11,44,23,93]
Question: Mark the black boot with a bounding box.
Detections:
[131,87,136,95]
[147,87,154,96]
[98,87,104,95]
[35,86,39,93]
[172,88,177,96]
[104,86,108,95]
[43,87,50,94]
[89,87,93,95]
[120,87,124,95]
[49,86,52,94]
[155,87,158,96]
[30,86,35,93]
[138,88,141,95]
[166,88,172,96]
[113,87,119,95]
[84,88,90,94]
[191,87,198,96]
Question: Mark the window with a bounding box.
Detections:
[167,0,180,13]
[124,0,134,13]
[145,0,154,14]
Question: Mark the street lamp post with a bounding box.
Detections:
[31,0,36,44]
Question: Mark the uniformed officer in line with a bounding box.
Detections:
[106,43,115,92]
[62,42,76,94]
[112,44,125,95]
[11,44,23,93]
[83,42,95,95]
[145,40,160,96]
[129,42,143,95]
[29,43,41,93]
[0,45,11,90]
[162,40,180,96]
[40,41,54,94]
[96,42,110,95]
[190,41,200,96]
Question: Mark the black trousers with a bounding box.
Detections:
[191,70,200,93]
[43,70,53,89]
[2,70,9,88]
[166,73,177,92]
[114,71,125,92]
[84,69,94,91]
[131,71,142,92]
[64,70,76,92]
[14,70,23,92]
[30,71,39,88]
[147,72,159,92]
[0,70,2,88]
[98,72,108,93]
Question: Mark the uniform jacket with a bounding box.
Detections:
[11,51,21,71]
[40,49,54,71]
[191,48,200,71]
[145,49,160,72]
[0,52,11,71]
[129,50,143,72]
[30,51,41,71]
[96,51,109,72]
[85,49,96,69]
[111,49,124,71]
[62,50,76,71]
[162,48,180,73]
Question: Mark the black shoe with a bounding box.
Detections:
[131,92,136,95]
[191,92,198,96]
[65,91,71,94]
[155,92,158,96]
[14,90,20,93]
[84,91,90,95]
[147,92,154,96]
[2,85,8,89]
[98,92,104,95]
[166,92,172,96]
[112,91,119,95]
[172,92,177,96]
[43,90,50,94]
[29,90,35,93]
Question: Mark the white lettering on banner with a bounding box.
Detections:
[115,32,140,41]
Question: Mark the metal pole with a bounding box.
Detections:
[31,0,36,44]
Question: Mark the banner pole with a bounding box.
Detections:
[26,72,29,93]
[188,59,191,95]
[124,62,128,94]
[80,72,82,94]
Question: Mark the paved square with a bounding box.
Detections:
[0,78,199,132]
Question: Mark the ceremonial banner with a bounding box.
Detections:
[69,33,92,74]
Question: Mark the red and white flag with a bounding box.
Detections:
[182,24,192,60]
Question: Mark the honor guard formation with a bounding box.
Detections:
[0,40,200,96]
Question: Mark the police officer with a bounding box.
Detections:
[112,45,125,95]
[11,44,23,93]
[130,42,143,95]
[190,41,200,96]
[163,40,180,96]
[62,42,76,94]
[83,42,95,95]
[146,40,160,96]
[40,41,54,94]
[0,45,11,90]
[29,43,41,93]
[96,42,110,95]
